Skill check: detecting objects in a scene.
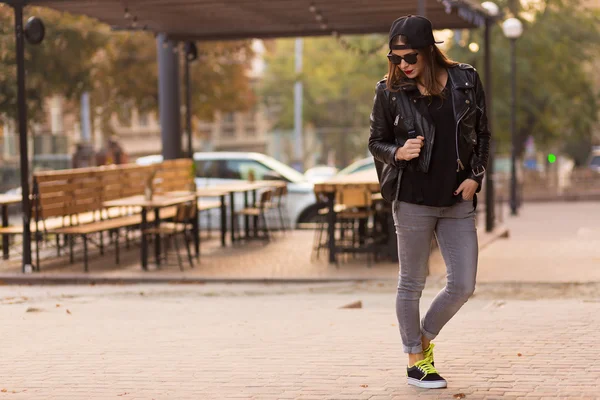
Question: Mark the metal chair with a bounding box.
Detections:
[143,201,196,270]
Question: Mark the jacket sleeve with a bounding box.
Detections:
[468,70,491,188]
[368,81,402,167]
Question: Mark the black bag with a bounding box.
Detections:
[374,90,416,202]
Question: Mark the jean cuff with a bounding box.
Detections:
[403,343,423,354]
[421,323,437,341]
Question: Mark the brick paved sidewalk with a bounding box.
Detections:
[0,283,598,399]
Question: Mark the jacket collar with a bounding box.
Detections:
[397,64,473,92]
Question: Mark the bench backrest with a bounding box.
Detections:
[33,160,190,223]
[153,158,194,194]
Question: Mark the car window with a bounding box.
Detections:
[591,156,600,167]
[221,159,273,180]
[195,160,219,178]
[354,163,374,173]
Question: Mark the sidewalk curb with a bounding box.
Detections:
[0,274,389,286]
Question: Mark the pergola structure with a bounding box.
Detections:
[2,0,498,271]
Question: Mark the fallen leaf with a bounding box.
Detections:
[391,323,397,327]
[139,292,145,296]
[1,389,6,393]
[66,309,71,315]
[360,384,368,388]
[340,300,362,309]
[56,304,61,308]
[117,392,129,397]
[26,307,42,313]
[453,394,466,399]
[517,353,522,357]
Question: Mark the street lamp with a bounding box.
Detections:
[481,1,499,233]
[502,17,523,216]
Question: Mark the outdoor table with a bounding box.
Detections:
[103,194,197,270]
[198,181,285,244]
[167,188,230,247]
[0,194,21,260]
[314,169,381,264]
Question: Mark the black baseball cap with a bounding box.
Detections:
[389,15,444,50]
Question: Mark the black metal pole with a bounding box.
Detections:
[484,18,495,232]
[418,0,426,16]
[185,55,193,158]
[14,4,33,273]
[509,38,518,216]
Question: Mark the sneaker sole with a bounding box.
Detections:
[407,377,447,389]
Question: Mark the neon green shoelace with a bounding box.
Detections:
[423,342,435,362]
[414,359,438,376]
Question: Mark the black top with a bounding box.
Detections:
[398,79,466,207]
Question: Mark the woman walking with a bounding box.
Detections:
[368,15,490,389]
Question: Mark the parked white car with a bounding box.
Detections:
[304,165,338,183]
[136,152,322,227]
[336,157,375,176]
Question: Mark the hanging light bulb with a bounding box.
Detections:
[309,3,316,13]
[124,7,131,19]
[131,16,138,28]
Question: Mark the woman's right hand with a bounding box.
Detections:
[395,136,425,161]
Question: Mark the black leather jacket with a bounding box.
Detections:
[368,63,491,201]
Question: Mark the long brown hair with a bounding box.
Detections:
[386,35,457,96]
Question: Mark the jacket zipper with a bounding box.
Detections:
[455,107,469,172]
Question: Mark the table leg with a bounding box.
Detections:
[230,192,236,243]
[154,208,161,267]
[327,192,337,264]
[193,198,200,258]
[141,209,148,270]
[244,191,250,239]
[2,205,8,260]
[220,195,226,247]
[252,190,258,237]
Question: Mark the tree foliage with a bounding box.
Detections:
[448,0,600,164]
[259,35,389,165]
[0,5,108,123]
[0,5,256,132]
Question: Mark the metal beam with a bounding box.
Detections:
[157,34,182,160]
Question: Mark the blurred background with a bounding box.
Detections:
[0,0,598,200]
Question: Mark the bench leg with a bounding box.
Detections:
[115,229,120,265]
[83,235,89,273]
[2,205,9,260]
[125,228,131,249]
[56,234,61,257]
[99,231,104,256]
[69,235,74,264]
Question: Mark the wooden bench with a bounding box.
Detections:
[3,158,217,272]
[33,165,157,271]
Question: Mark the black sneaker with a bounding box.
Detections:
[406,359,447,389]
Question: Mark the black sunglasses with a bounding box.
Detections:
[387,51,419,65]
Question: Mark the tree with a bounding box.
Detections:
[448,0,600,163]
[0,5,109,123]
[92,33,256,134]
[0,5,256,135]
[259,35,389,166]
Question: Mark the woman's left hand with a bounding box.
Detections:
[454,179,479,201]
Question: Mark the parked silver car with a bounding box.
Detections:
[136,152,322,226]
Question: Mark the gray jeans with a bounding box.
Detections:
[392,199,478,354]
